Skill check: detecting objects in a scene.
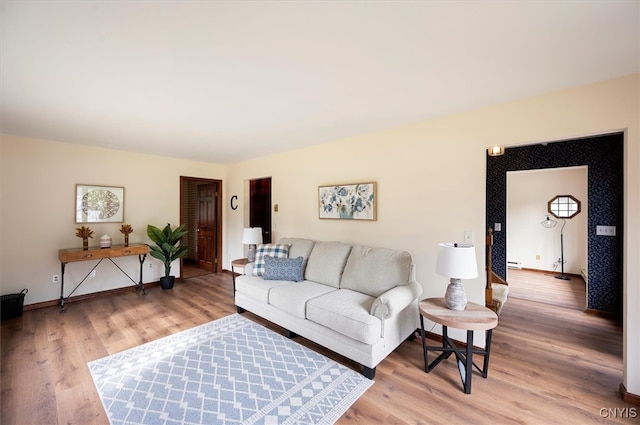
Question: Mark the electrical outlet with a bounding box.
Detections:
[148,262,153,269]
[52,274,59,284]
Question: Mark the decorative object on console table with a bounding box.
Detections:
[318,182,376,220]
[75,184,124,223]
[100,235,112,248]
[147,223,188,290]
[75,225,94,250]
[436,242,478,311]
[242,227,262,262]
[120,224,133,247]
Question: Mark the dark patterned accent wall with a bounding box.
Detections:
[486,133,624,314]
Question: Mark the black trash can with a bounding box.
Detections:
[1,289,28,321]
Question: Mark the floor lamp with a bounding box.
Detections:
[541,215,570,280]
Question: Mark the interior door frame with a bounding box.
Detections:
[486,132,624,315]
[180,176,223,276]
[249,177,272,244]
[505,166,589,305]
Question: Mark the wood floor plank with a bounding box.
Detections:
[1,269,634,424]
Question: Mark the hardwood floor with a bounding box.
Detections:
[182,263,214,279]
[506,268,587,310]
[1,270,633,424]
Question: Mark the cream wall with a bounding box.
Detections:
[225,74,639,396]
[1,74,638,396]
[507,167,588,274]
[0,136,227,304]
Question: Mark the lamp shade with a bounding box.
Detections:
[242,227,263,245]
[435,243,478,279]
[540,215,557,228]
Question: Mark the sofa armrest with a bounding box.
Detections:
[370,280,422,320]
[243,262,255,276]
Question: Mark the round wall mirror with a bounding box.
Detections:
[548,195,581,219]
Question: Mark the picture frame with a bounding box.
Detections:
[75,184,124,223]
[318,182,376,220]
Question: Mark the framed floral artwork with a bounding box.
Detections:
[318,182,376,220]
[75,184,124,223]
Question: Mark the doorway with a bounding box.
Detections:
[180,177,223,277]
[249,177,272,244]
[506,167,588,307]
[486,132,623,315]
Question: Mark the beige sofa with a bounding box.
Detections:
[234,237,422,379]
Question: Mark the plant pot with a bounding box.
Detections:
[159,276,175,290]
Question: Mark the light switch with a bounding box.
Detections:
[494,223,502,232]
[596,225,616,236]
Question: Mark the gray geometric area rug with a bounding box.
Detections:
[88,314,373,425]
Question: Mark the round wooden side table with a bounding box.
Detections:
[231,258,250,291]
[419,297,498,394]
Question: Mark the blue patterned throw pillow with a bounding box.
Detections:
[252,244,290,276]
[263,256,304,282]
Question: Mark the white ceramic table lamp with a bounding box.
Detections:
[242,227,263,262]
[436,243,478,311]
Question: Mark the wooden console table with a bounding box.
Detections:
[419,297,498,394]
[58,244,149,312]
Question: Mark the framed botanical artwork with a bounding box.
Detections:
[318,182,376,220]
[75,184,124,223]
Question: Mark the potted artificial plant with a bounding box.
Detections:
[147,223,188,290]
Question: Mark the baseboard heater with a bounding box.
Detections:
[507,261,522,270]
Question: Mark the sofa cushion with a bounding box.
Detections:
[305,241,352,288]
[253,244,289,276]
[306,289,380,344]
[340,245,412,297]
[263,256,304,282]
[269,281,336,319]
[235,275,290,303]
[278,238,315,277]
[278,238,315,260]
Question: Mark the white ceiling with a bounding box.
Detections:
[1,1,638,164]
